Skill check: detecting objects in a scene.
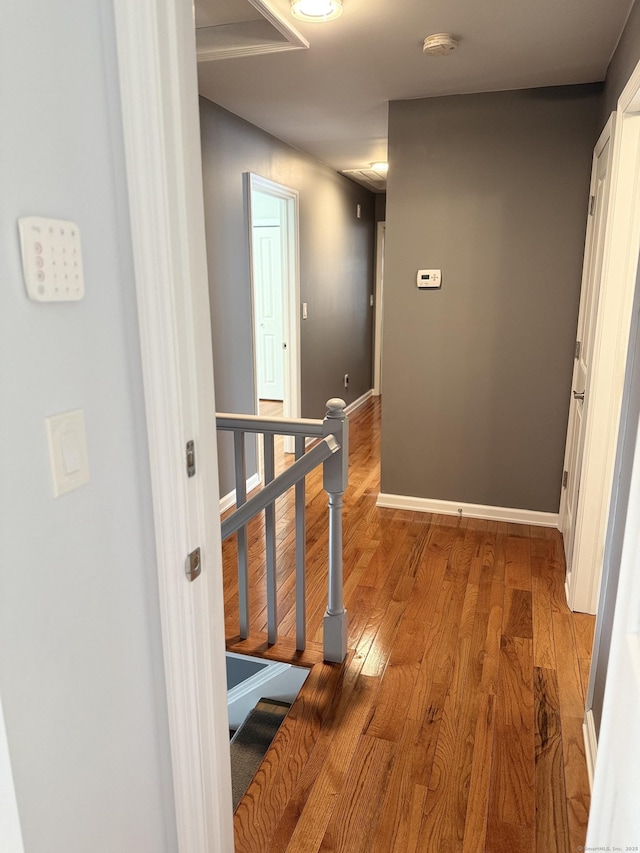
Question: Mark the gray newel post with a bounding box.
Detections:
[322,398,349,663]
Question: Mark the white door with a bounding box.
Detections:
[560,129,613,595]
[253,225,284,400]
[247,173,301,456]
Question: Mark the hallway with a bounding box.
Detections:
[222,397,593,852]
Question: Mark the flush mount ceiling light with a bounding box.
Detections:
[423,33,459,56]
[291,0,343,23]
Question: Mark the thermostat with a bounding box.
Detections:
[417,269,441,289]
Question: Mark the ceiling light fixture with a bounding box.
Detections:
[370,162,388,172]
[423,33,458,56]
[291,0,343,23]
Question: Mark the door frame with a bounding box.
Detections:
[567,77,640,615]
[560,116,614,608]
[113,1,233,850]
[581,56,640,799]
[586,327,640,839]
[373,221,385,396]
[246,172,301,453]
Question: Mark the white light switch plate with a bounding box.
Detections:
[45,409,90,497]
[18,216,85,302]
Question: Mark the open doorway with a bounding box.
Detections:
[246,173,301,457]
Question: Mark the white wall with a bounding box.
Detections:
[0,2,177,851]
[0,693,24,852]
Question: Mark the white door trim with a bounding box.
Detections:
[113,1,233,851]
[569,65,640,615]
[373,221,385,396]
[247,173,301,453]
[586,199,640,841]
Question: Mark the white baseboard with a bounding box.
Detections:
[375,492,559,528]
[219,472,261,513]
[345,389,373,416]
[583,709,598,790]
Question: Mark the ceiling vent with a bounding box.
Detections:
[422,33,458,56]
[341,168,387,193]
[196,0,308,61]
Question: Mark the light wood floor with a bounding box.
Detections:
[259,399,284,418]
[223,397,594,853]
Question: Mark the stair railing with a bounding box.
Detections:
[216,398,348,663]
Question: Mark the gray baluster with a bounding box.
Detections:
[264,433,277,645]
[322,398,349,663]
[295,434,306,651]
[234,430,249,639]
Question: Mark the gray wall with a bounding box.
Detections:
[199,99,375,495]
[0,2,177,851]
[382,85,601,512]
[602,0,640,121]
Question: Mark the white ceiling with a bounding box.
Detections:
[196,0,635,176]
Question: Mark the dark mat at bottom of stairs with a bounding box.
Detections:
[230,698,291,811]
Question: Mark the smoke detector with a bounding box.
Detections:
[423,33,458,56]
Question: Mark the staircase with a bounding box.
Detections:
[230,698,290,811]
[216,398,350,663]
[226,650,310,810]
[218,399,350,813]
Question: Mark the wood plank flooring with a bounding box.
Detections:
[222,398,594,852]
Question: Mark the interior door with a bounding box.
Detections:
[252,224,284,400]
[560,134,612,592]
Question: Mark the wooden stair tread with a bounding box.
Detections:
[230,698,291,812]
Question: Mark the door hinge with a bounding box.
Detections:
[186,440,196,477]
[562,470,569,488]
[186,547,201,582]
[589,194,596,216]
[575,340,581,360]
